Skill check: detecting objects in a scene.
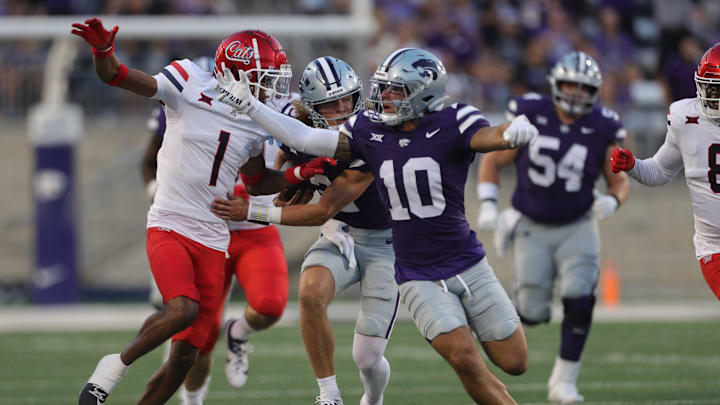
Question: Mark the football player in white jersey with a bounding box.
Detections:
[71,18,332,405]
[611,43,720,301]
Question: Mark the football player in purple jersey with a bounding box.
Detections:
[477,51,630,404]
[215,48,539,404]
[215,56,395,405]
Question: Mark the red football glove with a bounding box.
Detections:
[284,157,337,186]
[610,147,635,173]
[71,18,119,57]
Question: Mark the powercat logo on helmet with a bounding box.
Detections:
[225,41,254,65]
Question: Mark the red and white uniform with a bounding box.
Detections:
[146,59,268,347]
[629,98,720,298]
[149,58,267,252]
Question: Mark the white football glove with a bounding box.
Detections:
[502,114,538,148]
[592,192,618,221]
[477,200,499,231]
[215,62,256,114]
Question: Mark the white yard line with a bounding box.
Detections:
[0,300,718,332]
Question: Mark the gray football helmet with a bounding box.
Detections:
[299,56,363,129]
[367,48,449,126]
[548,51,602,115]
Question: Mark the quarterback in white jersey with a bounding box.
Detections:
[611,43,720,300]
[72,18,331,405]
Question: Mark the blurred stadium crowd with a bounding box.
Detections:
[1,0,719,117]
[0,0,720,116]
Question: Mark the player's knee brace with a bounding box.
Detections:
[252,294,287,318]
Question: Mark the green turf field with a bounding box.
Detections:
[1,320,718,404]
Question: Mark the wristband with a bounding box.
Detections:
[477,182,499,201]
[108,63,129,86]
[247,202,282,225]
[92,44,114,58]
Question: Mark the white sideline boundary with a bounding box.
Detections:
[0,300,718,332]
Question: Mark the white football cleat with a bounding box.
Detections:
[548,381,584,404]
[225,320,253,388]
[315,395,343,405]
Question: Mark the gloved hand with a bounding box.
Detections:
[477,200,499,231]
[503,114,538,148]
[216,62,256,114]
[71,17,119,57]
[610,147,635,173]
[285,157,337,186]
[592,193,619,221]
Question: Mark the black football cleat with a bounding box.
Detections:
[78,383,109,404]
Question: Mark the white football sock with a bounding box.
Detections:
[353,334,390,405]
[549,357,581,384]
[229,315,256,341]
[317,375,341,399]
[87,353,129,393]
[181,376,210,405]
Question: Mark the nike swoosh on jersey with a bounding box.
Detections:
[425,128,440,138]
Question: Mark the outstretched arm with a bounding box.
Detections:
[210,170,374,226]
[71,17,157,97]
[215,64,350,159]
[610,132,683,187]
[469,115,538,153]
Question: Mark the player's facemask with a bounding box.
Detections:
[696,78,720,124]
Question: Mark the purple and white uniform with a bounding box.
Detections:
[506,93,625,326]
[341,104,488,283]
[285,111,397,339]
[509,93,626,224]
[341,104,521,342]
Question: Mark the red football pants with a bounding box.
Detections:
[200,225,288,354]
[699,254,720,300]
[146,227,227,348]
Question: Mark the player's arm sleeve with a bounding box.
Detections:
[456,104,491,151]
[247,98,340,157]
[628,128,683,186]
[150,60,192,111]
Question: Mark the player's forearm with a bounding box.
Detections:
[280,203,334,226]
[628,158,676,186]
[93,53,122,82]
[606,174,630,205]
[470,123,512,152]
[247,98,339,157]
[93,54,157,97]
